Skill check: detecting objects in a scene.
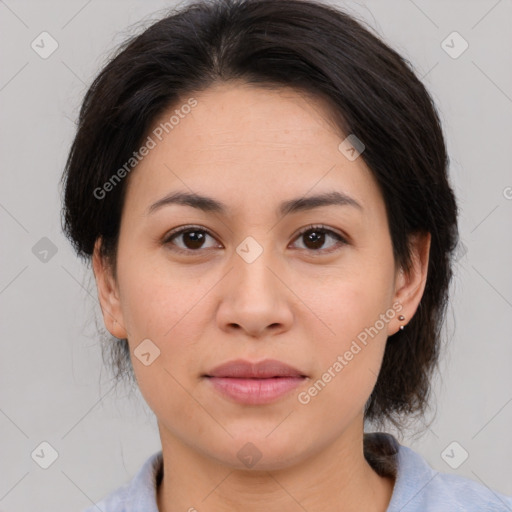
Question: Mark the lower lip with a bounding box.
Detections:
[206,376,305,405]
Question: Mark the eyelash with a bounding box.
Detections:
[162,224,349,255]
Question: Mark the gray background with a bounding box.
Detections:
[1,0,511,510]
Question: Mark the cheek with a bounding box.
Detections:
[297,260,395,409]
[304,261,395,348]
[115,259,211,401]
[298,289,391,424]
[123,283,208,422]
[116,251,209,339]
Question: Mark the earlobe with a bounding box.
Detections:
[391,232,431,335]
[92,238,128,339]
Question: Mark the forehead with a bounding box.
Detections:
[123,82,382,218]
[148,82,344,161]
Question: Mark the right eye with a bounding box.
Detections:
[163,225,222,254]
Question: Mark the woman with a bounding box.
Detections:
[61,0,512,510]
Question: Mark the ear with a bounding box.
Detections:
[92,238,128,339]
[391,232,431,335]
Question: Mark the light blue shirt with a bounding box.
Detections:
[83,433,512,511]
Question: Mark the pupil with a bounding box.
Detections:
[185,231,204,249]
[306,230,324,249]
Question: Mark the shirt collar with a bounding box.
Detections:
[124,449,163,512]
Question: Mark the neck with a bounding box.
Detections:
[156,422,395,512]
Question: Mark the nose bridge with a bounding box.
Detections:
[221,231,292,323]
[232,234,279,299]
[214,229,295,337]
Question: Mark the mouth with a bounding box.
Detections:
[203,359,308,405]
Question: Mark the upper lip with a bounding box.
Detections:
[204,359,307,378]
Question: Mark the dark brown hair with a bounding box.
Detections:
[61,0,458,430]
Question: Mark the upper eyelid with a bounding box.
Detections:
[163,225,218,243]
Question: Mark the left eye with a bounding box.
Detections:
[163,225,347,254]
[291,225,347,252]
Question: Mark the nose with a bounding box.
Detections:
[215,244,294,338]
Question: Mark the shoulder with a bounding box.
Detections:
[388,441,512,512]
[81,451,163,512]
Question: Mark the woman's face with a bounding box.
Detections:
[94,82,427,470]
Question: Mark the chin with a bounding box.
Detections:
[207,430,309,471]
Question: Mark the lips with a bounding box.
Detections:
[203,359,308,405]
[204,359,307,379]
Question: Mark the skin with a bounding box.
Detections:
[93,81,430,512]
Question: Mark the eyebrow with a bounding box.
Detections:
[147,190,362,217]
